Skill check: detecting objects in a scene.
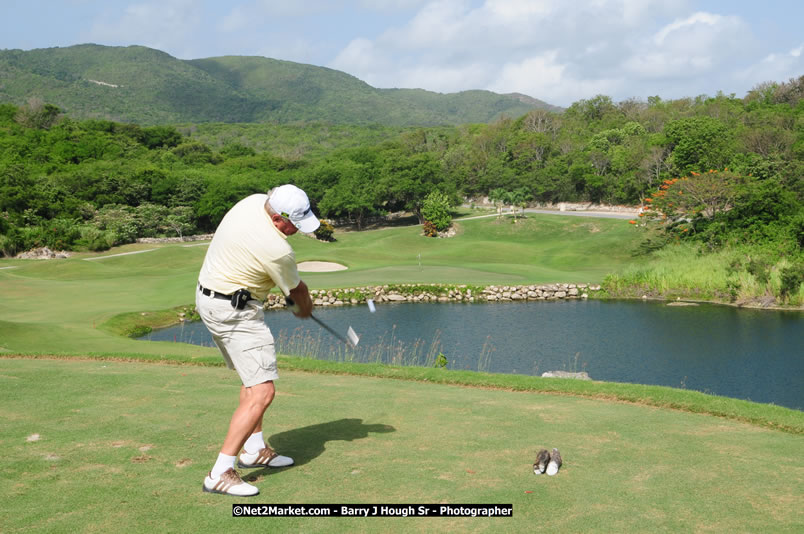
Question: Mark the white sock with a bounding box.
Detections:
[244,431,266,454]
[210,453,236,478]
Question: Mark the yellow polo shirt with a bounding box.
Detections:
[198,194,301,301]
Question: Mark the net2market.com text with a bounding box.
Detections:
[232,504,513,517]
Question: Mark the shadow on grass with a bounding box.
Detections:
[246,418,395,478]
[335,214,420,232]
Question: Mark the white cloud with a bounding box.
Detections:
[624,12,749,80]
[220,6,251,32]
[736,43,804,86]
[329,0,693,104]
[327,0,791,105]
[653,12,722,45]
[331,38,384,82]
[358,0,431,11]
[381,0,470,49]
[254,0,332,17]
[488,51,622,103]
[395,61,493,92]
[219,1,337,34]
[490,51,566,92]
[617,0,670,25]
[484,0,555,21]
[87,0,201,57]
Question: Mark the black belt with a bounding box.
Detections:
[198,284,232,301]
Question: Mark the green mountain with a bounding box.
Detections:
[0,44,560,126]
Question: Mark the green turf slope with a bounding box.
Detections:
[1,359,801,534]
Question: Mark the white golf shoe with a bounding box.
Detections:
[238,446,294,469]
[546,448,562,476]
[202,468,259,496]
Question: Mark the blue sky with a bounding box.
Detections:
[1,1,801,107]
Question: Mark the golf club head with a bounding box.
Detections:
[287,296,359,348]
[347,326,360,347]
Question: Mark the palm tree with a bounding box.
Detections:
[514,187,530,219]
[505,189,526,222]
[488,188,507,219]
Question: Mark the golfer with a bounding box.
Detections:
[196,184,320,496]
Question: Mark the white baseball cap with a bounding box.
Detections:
[268,184,320,233]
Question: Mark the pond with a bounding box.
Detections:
[140,300,803,410]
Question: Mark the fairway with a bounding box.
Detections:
[292,215,642,287]
[1,358,801,533]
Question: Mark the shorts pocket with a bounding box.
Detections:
[237,344,278,386]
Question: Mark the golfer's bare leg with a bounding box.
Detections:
[245,386,265,435]
[220,381,275,456]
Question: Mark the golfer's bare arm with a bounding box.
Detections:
[288,280,313,318]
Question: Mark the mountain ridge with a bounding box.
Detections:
[0,44,561,125]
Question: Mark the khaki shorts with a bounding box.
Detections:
[195,288,278,387]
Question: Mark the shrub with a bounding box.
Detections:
[0,222,23,257]
[725,278,741,302]
[314,220,335,241]
[134,203,169,237]
[422,221,438,237]
[171,142,219,165]
[220,143,256,158]
[16,219,82,251]
[79,226,113,252]
[93,205,139,245]
[779,263,804,301]
[43,218,82,250]
[421,190,452,231]
[633,234,671,256]
[139,125,183,149]
[126,325,153,338]
[746,257,771,287]
[14,98,62,129]
[0,233,20,257]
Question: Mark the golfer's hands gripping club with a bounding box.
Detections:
[285,296,301,313]
[285,280,313,318]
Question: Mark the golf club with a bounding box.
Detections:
[285,297,359,347]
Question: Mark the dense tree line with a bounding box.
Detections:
[1,76,801,258]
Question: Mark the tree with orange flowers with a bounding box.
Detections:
[642,169,742,224]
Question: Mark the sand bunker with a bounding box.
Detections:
[297,261,348,272]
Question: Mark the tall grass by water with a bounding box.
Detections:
[604,242,804,305]
[276,325,447,368]
[274,326,577,377]
[276,327,506,375]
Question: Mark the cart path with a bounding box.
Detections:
[83,249,157,260]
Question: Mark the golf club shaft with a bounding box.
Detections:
[310,315,351,345]
[286,296,352,346]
